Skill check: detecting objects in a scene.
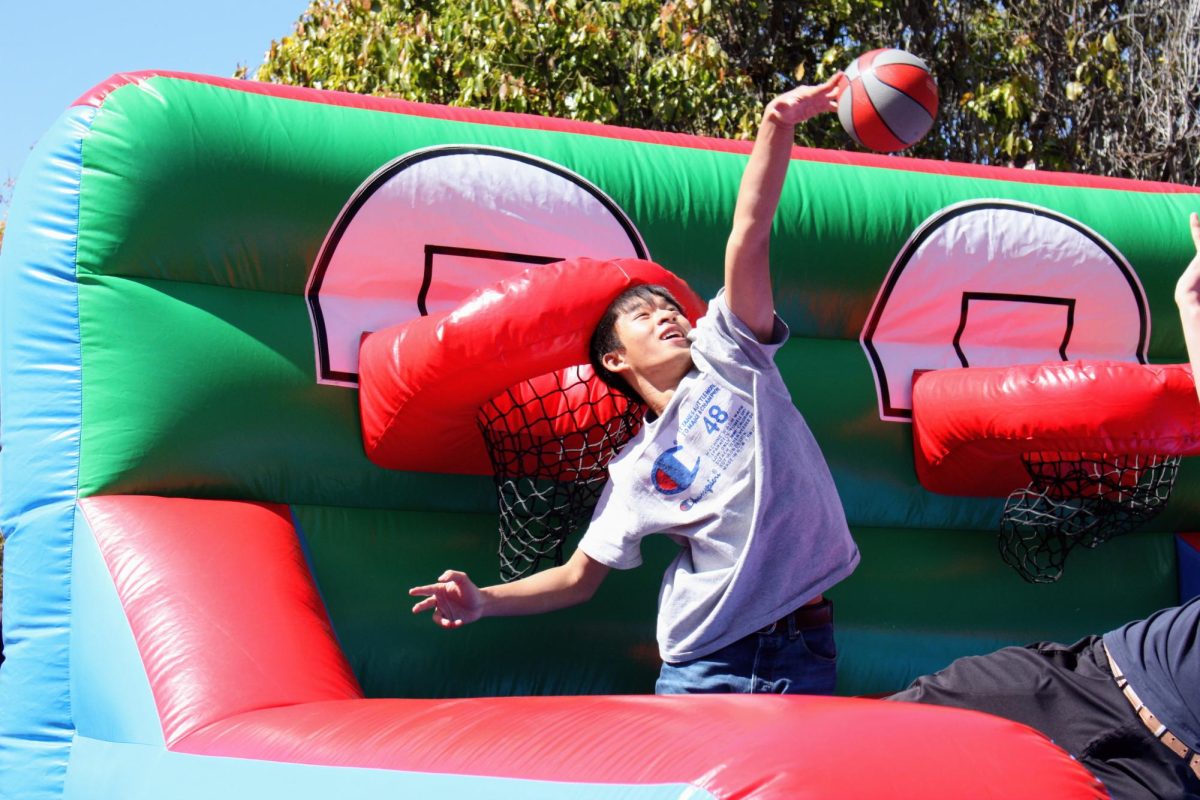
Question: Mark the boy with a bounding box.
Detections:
[410,76,860,694]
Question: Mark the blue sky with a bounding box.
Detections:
[1,1,311,203]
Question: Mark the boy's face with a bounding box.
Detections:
[603,293,694,387]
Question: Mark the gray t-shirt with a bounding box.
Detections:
[579,291,860,662]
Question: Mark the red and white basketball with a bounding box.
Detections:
[838,48,938,153]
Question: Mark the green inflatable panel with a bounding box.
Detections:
[61,71,1200,697]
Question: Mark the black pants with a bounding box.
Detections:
[887,636,1200,800]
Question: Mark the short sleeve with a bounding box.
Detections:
[577,475,645,570]
[689,290,789,382]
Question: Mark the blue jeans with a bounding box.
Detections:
[655,614,838,695]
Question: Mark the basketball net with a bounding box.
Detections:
[477,366,643,582]
[910,361,1200,584]
[1000,451,1180,583]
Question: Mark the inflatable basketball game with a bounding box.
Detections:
[2,70,1198,798]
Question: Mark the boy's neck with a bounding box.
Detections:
[642,386,675,418]
[630,366,689,417]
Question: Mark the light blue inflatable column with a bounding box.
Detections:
[0,105,92,799]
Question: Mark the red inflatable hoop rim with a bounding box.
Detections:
[358,257,706,475]
[912,360,1200,497]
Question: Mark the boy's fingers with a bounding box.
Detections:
[408,583,438,597]
[433,611,463,628]
[411,596,437,614]
[1190,212,1200,249]
[825,72,846,99]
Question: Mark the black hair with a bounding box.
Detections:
[588,283,684,403]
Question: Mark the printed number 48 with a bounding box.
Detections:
[704,404,728,434]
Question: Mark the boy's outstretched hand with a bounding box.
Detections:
[765,74,843,127]
[409,570,483,628]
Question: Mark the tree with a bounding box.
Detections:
[877,0,1200,180]
[248,1,1199,182]
[245,0,841,145]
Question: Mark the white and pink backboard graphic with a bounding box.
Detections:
[307,145,648,385]
[860,200,1149,421]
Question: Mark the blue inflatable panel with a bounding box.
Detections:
[0,105,92,800]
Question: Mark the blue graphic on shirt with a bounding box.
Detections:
[679,471,722,511]
[652,445,701,495]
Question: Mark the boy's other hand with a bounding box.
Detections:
[409,570,484,628]
[765,75,843,127]
[1174,212,1200,312]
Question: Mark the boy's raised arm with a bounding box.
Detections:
[725,77,841,342]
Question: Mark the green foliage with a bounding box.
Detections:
[248,0,896,146]
[943,0,1129,170]
[240,2,1200,183]
[251,1,1196,179]
[249,0,771,139]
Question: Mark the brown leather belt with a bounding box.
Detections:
[759,598,832,635]
[1105,642,1200,781]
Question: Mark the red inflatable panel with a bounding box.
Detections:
[81,495,1104,797]
[79,496,364,746]
[913,361,1200,496]
[177,694,1105,799]
[359,257,705,475]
